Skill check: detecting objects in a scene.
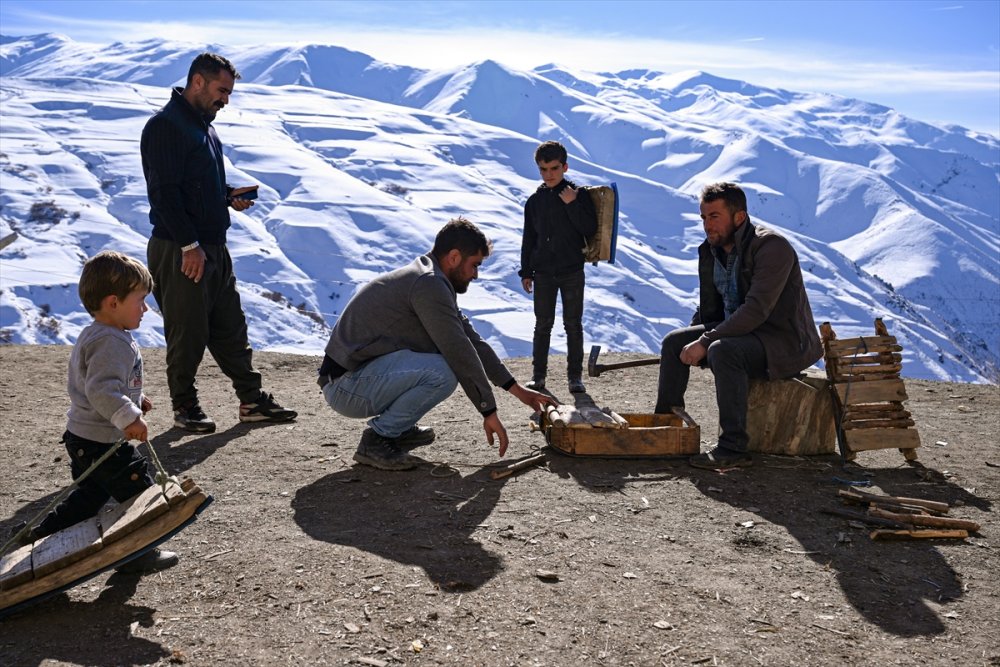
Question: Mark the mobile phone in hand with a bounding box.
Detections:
[232,187,259,201]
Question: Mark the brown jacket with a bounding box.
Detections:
[694,219,822,379]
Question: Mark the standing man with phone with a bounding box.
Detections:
[141,52,296,433]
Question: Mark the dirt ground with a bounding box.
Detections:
[0,345,998,667]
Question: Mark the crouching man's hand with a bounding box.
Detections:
[484,412,509,457]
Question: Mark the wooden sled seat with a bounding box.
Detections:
[1,477,211,617]
[540,404,700,457]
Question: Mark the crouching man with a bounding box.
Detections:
[318,217,554,470]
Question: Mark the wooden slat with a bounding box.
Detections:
[825,336,897,355]
[834,352,902,365]
[32,518,102,578]
[869,508,980,531]
[99,485,170,545]
[837,489,950,514]
[834,378,908,404]
[834,362,902,375]
[843,427,920,451]
[0,545,34,591]
[842,418,915,430]
[871,529,968,540]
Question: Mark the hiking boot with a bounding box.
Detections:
[353,429,419,471]
[526,377,546,391]
[393,425,436,451]
[116,547,179,573]
[239,391,297,423]
[689,446,753,470]
[568,377,587,394]
[174,402,216,433]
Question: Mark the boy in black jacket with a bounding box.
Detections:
[518,141,597,394]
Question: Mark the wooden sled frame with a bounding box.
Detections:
[1,479,212,618]
[584,183,619,265]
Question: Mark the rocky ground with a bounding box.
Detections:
[1,345,998,666]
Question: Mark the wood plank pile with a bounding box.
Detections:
[826,489,979,540]
[1,477,210,615]
[820,318,920,461]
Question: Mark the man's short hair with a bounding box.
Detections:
[432,217,492,260]
[534,140,568,165]
[186,52,241,87]
[700,182,748,217]
[79,250,154,315]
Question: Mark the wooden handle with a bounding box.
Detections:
[870,529,968,540]
[491,453,547,480]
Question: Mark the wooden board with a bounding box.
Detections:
[837,427,920,451]
[583,183,619,264]
[546,413,699,457]
[833,378,908,404]
[0,480,210,615]
[99,484,171,545]
[746,371,837,455]
[32,518,102,578]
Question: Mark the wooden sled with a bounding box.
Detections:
[0,477,211,618]
[538,404,700,458]
[584,183,619,264]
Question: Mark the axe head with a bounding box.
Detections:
[588,345,602,377]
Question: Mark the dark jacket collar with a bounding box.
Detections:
[170,86,213,127]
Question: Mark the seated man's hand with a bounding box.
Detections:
[483,412,509,457]
[679,340,707,366]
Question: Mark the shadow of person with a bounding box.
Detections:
[545,451,987,638]
[292,463,507,591]
[0,569,169,665]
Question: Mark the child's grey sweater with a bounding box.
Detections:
[66,321,144,443]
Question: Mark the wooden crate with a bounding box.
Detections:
[544,412,700,457]
[746,369,837,455]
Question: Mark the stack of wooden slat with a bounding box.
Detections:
[1,477,209,615]
[835,489,979,540]
[820,318,920,461]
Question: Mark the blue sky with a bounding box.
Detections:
[2,0,999,135]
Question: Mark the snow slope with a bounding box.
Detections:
[1,35,997,382]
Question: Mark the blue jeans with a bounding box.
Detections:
[532,269,586,380]
[322,350,458,439]
[655,325,768,453]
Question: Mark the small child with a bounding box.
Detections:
[519,140,598,394]
[14,250,177,572]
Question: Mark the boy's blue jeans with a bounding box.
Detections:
[322,350,458,439]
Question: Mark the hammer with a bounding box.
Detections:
[587,345,660,377]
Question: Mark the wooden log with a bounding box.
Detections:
[833,378,908,404]
[869,508,980,531]
[602,408,630,428]
[490,453,547,480]
[842,418,916,430]
[746,370,836,455]
[870,529,968,541]
[841,427,920,452]
[838,489,950,514]
[545,404,567,428]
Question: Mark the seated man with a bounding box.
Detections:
[655,182,822,469]
[318,217,554,470]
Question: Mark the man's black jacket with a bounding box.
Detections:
[141,87,231,246]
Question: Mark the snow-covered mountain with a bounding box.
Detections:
[1,34,997,382]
